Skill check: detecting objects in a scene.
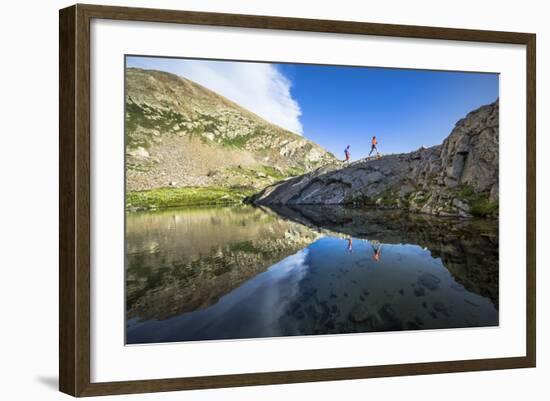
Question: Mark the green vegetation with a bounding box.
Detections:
[126,99,268,151]
[226,164,301,182]
[126,99,190,149]
[227,240,258,254]
[191,113,224,143]
[470,199,499,217]
[453,184,498,218]
[217,127,263,149]
[126,187,256,210]
[285,166,307,177]
[255,165,285,180]
[410,193,428,206]
[375,186,404,208]
[345,185,404,208]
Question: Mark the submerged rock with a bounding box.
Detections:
[418,273,441,291]
[349,304,371,323]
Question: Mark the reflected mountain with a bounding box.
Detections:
[126,206,322,321]
[126,205,498,344]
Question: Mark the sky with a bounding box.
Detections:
[127,56,498,160]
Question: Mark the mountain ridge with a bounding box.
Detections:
[125,67,338,193]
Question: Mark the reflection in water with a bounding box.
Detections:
[126,205,498,344]
[371,241,382,262]
[126,206,321,321]
[347,238,353,253]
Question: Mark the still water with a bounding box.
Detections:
[126,205,498,344]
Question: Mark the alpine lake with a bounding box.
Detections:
[126,204,498,344]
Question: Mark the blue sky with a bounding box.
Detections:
[127,56,498,160]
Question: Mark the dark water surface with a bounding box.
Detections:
[126,205,498,344]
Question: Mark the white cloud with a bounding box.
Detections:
[127,57,304,135]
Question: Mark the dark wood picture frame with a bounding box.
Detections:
[59,3,536,397]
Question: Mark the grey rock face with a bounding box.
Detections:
[254,101,499,218]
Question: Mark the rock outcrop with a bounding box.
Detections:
[254,101,499,218]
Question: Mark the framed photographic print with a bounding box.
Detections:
[59,4,536,397]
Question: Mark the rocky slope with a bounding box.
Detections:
[254,101,499,218]
[125,68,337,191]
